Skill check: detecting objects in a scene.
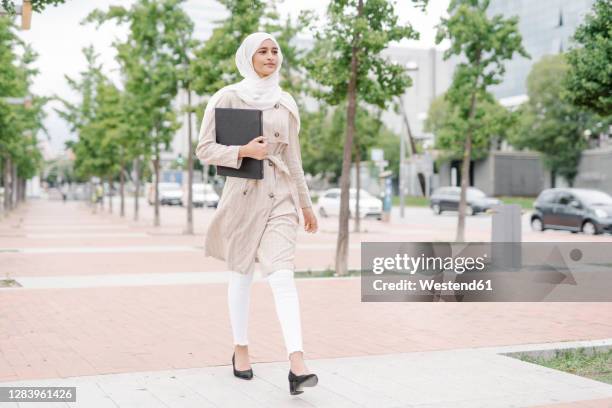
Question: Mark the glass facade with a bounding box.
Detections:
[487,0,595,100]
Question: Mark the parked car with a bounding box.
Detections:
[147,182,183,206]
[189,183,219,208]
[530,188,612,235]
[318,188,382,220]
[429,186,501,216]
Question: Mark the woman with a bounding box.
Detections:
[195,32,319,395]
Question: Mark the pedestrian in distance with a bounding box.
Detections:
[195,31,319,396]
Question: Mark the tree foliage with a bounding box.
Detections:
[0,17,45,186]
[301,103,400,182]
[565,0,611,116]
[509,54,601,185]
[304,0,428,274]
[435,0,528,241]
[305,0,427,109]
[425,91,513,161]
[85,0,193,159]
[436,0,529,117]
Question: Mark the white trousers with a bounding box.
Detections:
[227,268,304,359]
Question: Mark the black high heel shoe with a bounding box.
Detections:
[232,352,253,380]
[288,369,318,395]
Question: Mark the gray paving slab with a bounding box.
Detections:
[0,243,360,254]
[0,270,357,290]
[0,341,610,408]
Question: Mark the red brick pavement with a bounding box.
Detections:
[3,200,610,277]
[0,199,611,386]
[0,279,611,382]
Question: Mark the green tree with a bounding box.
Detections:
[305,0,427,276]
[508,54,600,186]
[435,0,529,242]
[425,91,513,162]
[55,45,107,210]
[114,44,151,221]
[89,79,126,214]
[85,0,192,226]
[57,47,133,215]
[157,2,198,234]
[0,17,46,213]
[565,0,611,116]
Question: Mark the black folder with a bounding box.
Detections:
[214,107,264,179]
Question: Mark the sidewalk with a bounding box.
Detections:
[0,339,611,408]
[1,199,611,407]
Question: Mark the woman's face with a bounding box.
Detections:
[252,39,279,78]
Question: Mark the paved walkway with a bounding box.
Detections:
[0,198,611,407]
[0,339,611,408]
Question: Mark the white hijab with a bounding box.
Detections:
[201,32,300,136]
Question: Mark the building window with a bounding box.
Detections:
[558,9,564,27]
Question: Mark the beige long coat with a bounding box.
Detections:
[195,89,313,275]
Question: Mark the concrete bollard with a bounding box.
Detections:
[490,204,522,270]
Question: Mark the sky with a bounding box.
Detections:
[14,0,450,156]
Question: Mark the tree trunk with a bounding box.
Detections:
[335,0,362,277]
[15,176,20,204]
[456,48,482,243]
[134,156,140,222]
[120,160,125,217]
[89,182,95,213]
[154,144,160,227]
[108,175,113,214]
[353,142,361,233]
[2,156,9,213]
[20,178,24,202]
[21,178,26,202]
[11,161,17,209]
[100,181,105,211]
[2,156,11,214]
[185,86,194,235]
[456,91,477,243]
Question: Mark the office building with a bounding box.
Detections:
[487,0,596,105]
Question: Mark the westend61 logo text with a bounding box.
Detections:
[362,243,612,302]
[372,253,488,275]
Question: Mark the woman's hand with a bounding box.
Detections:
[239,136,268,160]
[302,207,318,233]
